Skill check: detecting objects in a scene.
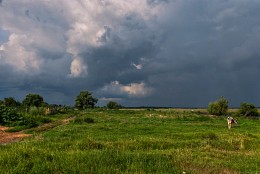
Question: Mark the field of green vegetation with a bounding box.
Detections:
[0,109,260,174]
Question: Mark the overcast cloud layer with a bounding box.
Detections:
[1,0,260,107]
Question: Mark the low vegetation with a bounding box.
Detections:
[0,94,259,173]
[0,109,259,173]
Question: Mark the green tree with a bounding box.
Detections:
[238,102,258,117]
[75,91,98,109]
[208,96,228,116]
[3,97,20,107]
[22,94,44,108]
[107,101,122,109]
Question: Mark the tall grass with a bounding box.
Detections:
[0,109,259,173]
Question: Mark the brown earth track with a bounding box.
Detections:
[0,128,31,145]
[0,116,75,145]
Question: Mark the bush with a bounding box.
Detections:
[0,104,52,128]
[13,114,52,129]
[208,96,228,116]
[29,106,45,116]
[238,102,258,117]
[0,105,22,125]
[19,115,40,127]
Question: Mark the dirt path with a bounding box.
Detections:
[0,127,31,145]
[0,116,75,145]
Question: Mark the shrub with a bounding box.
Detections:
[15,115,39,128]
[29,106,39,116]
[208,96,228,116]
[14,114,52,129]
[0,105,22,125]
[28,106,45,116]
[238,102,258,117]
[208,102,218,115]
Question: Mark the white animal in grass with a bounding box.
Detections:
[227,116,237,129]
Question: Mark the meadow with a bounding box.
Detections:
[0,109,259,174]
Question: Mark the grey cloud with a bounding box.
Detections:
[96,26,112,43]
[147,0,169,6]
[132,0,260,106]
[1,0,260,107]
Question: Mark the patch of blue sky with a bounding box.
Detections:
[0,29,9,44]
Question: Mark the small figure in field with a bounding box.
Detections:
[227,116,237,129]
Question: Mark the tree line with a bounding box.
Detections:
[1,92,258,116]
[1,91,258,128]
[0,90,123,128]
[0,90,123,110]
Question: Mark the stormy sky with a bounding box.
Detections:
[1,0,260,107]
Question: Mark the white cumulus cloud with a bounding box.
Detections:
[101,81,153,97]
[69,57,87,78]
[0,34,41,73]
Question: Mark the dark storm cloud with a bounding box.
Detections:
[1,0,260,107]
[129,0,260,107]
[85,40,158,85]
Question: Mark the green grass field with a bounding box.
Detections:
[0,109,259,174]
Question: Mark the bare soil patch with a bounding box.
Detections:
[0,127,31,145]
[0,116,76,145]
